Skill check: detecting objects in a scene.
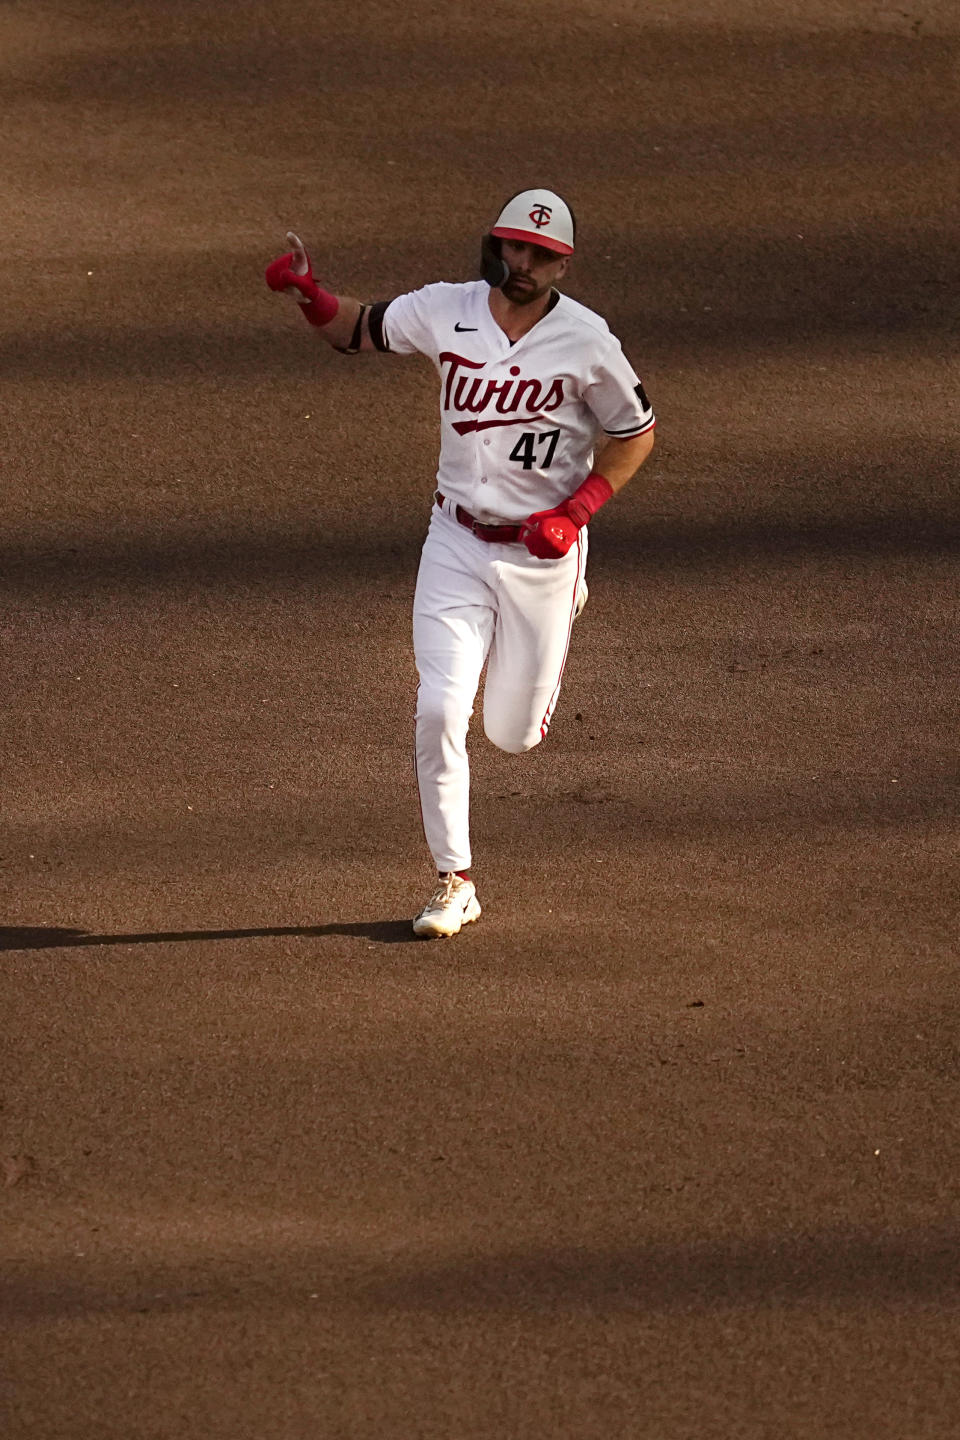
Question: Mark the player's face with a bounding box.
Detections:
[500,239,570,305]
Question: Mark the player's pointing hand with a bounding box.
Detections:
[286,231,310,278]
[264,231,340,327]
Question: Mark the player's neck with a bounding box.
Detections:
[488,287,556,343]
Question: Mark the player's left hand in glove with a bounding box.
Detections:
[264,232,339,327]
[520,472,616,559]
[520,507,580,559]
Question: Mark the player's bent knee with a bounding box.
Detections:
[483,718,544,755]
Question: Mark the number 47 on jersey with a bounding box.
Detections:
[509,429,561,470]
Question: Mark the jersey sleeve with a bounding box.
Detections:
[581,334,656,438]
[378,283,448,359]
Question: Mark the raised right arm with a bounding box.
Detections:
[264,233,388,354]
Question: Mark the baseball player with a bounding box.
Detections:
[265,189,655,938]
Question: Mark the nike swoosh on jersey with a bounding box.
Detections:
[454,323,478,332]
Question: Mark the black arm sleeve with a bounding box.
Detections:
[367,300,392,352]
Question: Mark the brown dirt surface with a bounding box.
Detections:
[2,1,959,1436]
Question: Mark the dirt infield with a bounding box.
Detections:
[2,2,959,1436]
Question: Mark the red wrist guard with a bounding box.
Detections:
[265,251,340,327]
[564,471,614,529]
[298,288,340,328]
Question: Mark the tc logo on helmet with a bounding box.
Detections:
[528,204,552,229]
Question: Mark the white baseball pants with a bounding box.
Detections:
[413,499,588,874]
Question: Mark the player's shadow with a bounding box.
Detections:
[0,921,414,952]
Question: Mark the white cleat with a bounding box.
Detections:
[412,873,482,939]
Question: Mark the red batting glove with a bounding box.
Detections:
[264,232,339,327]
[264,251,315,299]
[520,508,580,559]
[520,473,615,559]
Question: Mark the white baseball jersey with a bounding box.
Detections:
[380,279,655,524]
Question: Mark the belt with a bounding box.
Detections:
[437,493,524,544]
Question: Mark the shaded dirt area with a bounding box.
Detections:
[1,1,959,1436]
